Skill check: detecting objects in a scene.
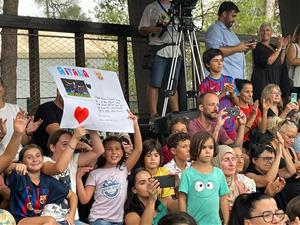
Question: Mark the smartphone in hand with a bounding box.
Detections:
[226,107,240,118]
[155,175,176,188]
[291,92,298,103]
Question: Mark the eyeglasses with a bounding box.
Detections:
[270,92,282,96]
[258,157,275,162]
[248,210,285,223]
[282,119,296,126]
[280,132,296,141]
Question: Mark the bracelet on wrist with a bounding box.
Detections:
[68,144,75,150]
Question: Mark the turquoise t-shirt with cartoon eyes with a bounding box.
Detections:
[179,166,229,225]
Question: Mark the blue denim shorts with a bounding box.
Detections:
[150,55,182,88]
[58,220,88,225]
[90,219,123,225]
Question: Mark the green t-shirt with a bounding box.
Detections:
[179,166,229,225]
[152,202,168,225]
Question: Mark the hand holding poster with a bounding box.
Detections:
[48,66,134,133]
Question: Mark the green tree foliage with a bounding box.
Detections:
[194,0,280,35]
[93,0,137,111]
[93,0,281,109]
[34,0,89,20]
[94,0,128,24]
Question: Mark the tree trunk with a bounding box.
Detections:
[1,0,18,103]
[265,0,276,21]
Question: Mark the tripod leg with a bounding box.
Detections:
[191,30,206,81]
[187,30,201,86]
[161,30,183,117]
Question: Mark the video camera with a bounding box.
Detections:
[171,0,198,18]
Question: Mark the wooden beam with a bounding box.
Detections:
[28,29,40,114]
[118,36,129,102]
[0,14,140,37]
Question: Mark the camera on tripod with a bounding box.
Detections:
[171,0,198,18]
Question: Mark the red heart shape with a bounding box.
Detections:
[74,106,89,124]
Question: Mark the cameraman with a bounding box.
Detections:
[139,0,182,121]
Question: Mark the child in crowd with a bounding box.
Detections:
[200,48,239,140]
[41,126,104,225]
[76,113,142,225]
[162,117,189,164]
[164,132,191,179]
[0,111,29,224]
[179,132,229,225]
[138,139,175,201]
[7,144,77,225]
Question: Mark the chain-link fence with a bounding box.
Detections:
[0,30,138,114]
[1,29,254,115]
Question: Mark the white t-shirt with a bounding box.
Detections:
[164,158,191,179]
[237,173,256,193]
[86,166,128,223]
[139,1,180,58]
[43,153,80,220]
[0,103,21,158]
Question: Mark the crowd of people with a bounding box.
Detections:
[1,0,300,225]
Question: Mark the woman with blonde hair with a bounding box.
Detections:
[260,84,298,119]
[251,22,291,101]
[287,24,300,94]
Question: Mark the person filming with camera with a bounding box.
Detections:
[139,0,182,121]
[199,48,239,140]
[188,91,246,146]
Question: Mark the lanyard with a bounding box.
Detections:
[156,0,170,16]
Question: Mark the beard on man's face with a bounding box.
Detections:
[203,110,218,121]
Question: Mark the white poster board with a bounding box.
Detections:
[48,66,134,133]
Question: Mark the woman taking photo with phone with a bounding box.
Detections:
[124,168,173,225]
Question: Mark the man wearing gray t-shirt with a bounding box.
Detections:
[139,0,182,120]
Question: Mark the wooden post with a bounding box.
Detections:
[28,29,40,114]
[75,32,85,67]
[118,36,129,103]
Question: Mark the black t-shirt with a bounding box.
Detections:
[32,101,63,156]
[246,163,287,209]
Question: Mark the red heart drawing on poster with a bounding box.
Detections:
[74,106,89,124]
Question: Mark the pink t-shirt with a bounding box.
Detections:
[188,118,231,144]
[86,166,128,223]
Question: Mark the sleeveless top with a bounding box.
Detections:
[289,43,300,87]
